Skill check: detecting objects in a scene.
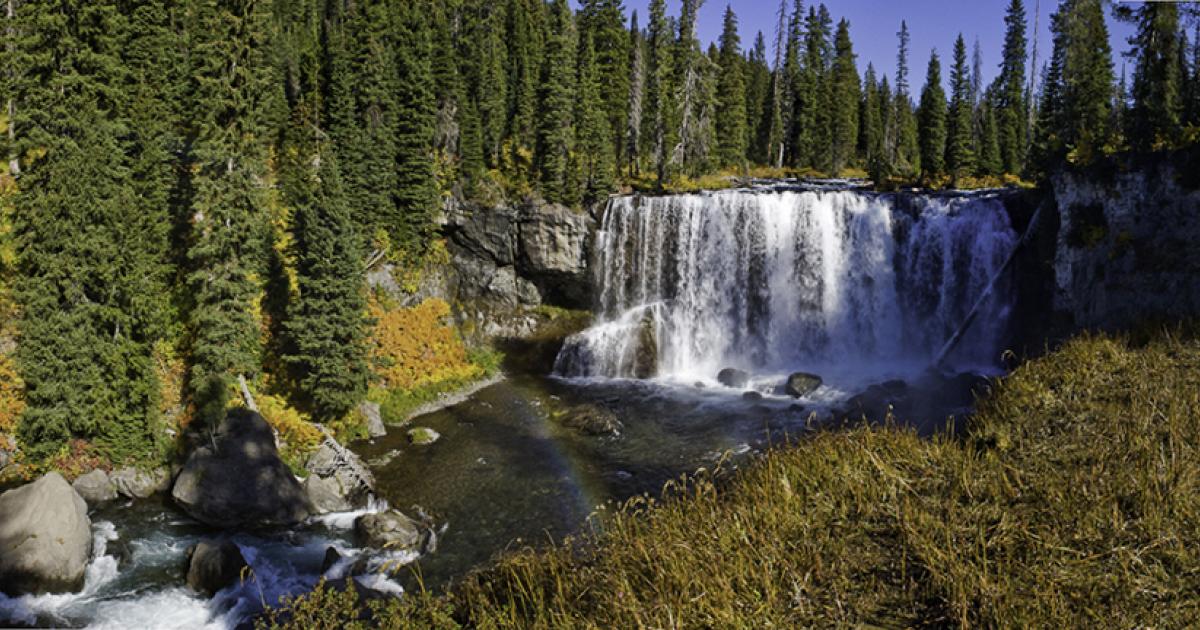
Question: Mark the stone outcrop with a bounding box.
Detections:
[304,429,376,514]
[111,466,171,500]
[172,409,313,528]
[359,401,386,439]
[354,509,433,552]
[0,472,92,595]
[72,469,118,507]
[185,540,248,597]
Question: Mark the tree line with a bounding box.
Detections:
[1,0,1198,463]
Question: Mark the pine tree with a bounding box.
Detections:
[918,50,947,179]
[506,0,541,175]
[671,0,708,174]
[1117,2,1181,151]
[860,64,882,165]
[579,0,630,168]
[13,0,170,460]
[1187,26,1200,128]
[471,1,510,167]
[805,6,835,172]
[1058,0,1114,163]
[745,32,772,164]
[997,0,1028,174]
[536,0,577,204]
[186,0,280,424]
[577,32,615,204]
[829,19,859,174]
[781,0,804,166]
[763,0,789,168]
[625,10,645,176]
[946,35,975,180]
[894,21,920,176]
[716,6,748,168]
[977,99,1003,176]
[644,0,673,185]
[394,3,437,252]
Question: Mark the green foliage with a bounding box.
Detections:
[918,50,948,178]
[997,0,1028,174]
[576,33,616,205]
[946,35,975,181]
[715,7,747,169]
[828,19,859,174]
[1117,3,1182,152]
[535,0,578,205]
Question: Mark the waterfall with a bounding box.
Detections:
[554,188,1018,384]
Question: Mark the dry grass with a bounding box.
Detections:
[261,327,1200,629]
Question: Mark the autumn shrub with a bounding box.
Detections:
[369,298,483,392]
[249,391,323,473]
[0,352,23,437]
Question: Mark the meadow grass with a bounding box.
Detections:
[261,327,1200,629]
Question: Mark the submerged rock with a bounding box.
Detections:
[72,469,118,507]
[718,368,750,388]
[172,409,313,528]
[742,391,764,401]
[355,510,428,551]
[785,372,823,398]
[185,540,248,598]
[359,401,386,439]
[111,466,171,500]
[406,427,441,446]
[562,404,623,436]
[0,472,92,595]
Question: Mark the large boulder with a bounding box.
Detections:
[185,540,248,598]
[0,472,92,595]
[785,372,823,398]
[717,368,750,388]
[354,510,428,552]
[172,409,314,528]
[304,434,376,513]
[72,469,118,507]
[359,401,386,439]
[304,475,352,514]
[111,466,171,500]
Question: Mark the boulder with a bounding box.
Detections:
[321,547,344,574]
[111,466,171,499]
[304,475,353,514]
[717,368,750,388]
[785,372,823,398]
[185,540,248,598]
[172,409,314,528]
[0,472,92,595]
[354,510,427,551]
[72,469,117,507]
[632,310,658,379]
[305,436,376,510]
[742,391,764,401]
[406,427,441,446]
[562,405,623,436]
[359,401,386,439]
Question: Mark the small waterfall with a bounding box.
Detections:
[555,188,1018,382]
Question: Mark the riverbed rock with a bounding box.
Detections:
[304,434,376,512]
[718,368,750,388]
[563,405,623,436]
[0,472,92,595]
[172,409,313,528]
[785,372,823,398]
[742,391,764,402]
[304,475,353,514]
[359,401,386,438]
[111,466,171,499]
[406,427,441,446]
[354,510,426,551]
[185,540,248,598]
[633,310,658,379]
[72,469,118,507]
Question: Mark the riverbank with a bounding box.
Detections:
[261,325,1200,628]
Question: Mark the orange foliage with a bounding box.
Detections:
[0,352,23,437]
[368,298,481,391]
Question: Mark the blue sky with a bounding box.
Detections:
[573,1,1138,93]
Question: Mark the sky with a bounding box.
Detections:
[572,1,1139,94]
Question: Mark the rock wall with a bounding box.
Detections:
[1048,165,1200,331]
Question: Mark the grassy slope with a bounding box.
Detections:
[262,328,1200,629]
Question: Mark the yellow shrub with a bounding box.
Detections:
[0,352,23,436]
[368,298,482,391]
[252,392,323,456]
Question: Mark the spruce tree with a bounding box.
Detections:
[394,3,437,251]
[625,10,646,176]
[946,35,976,180]
[977,100,1003,176]
[1117,2,1182,151]
[860,64,882,165]
[829,19,859,174]
[536,0,577,204]
[579,0,630,168]
[671,0,707,174]
[577,32,615,204]
[745,32,772,164]
[186,0,280,424]
[716,6,748,169]
[805,6,835,172]
[644,0,673,185]
[763,0,789,168]
[918,50,948,179]
[1058,0,1114,163]
[997,0,1028,174]
[781,0,804,166]
[894,21,920,176]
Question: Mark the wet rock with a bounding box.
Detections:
[304,475,353,514]
[321,547,344,574]
[718,368,750,388]
[354,510,427,551]
[563,405,623,436]
[0,472,92,595]
[172,409,314,528]
[359,401,386,439]
[632,310,659,379]
[693,381,706,388]
[406,427,441,446]
[72,469,118,507]
[784,372,823,398]
[111,466,171,500]
[742,391,764,401]
[185,540,248,598]
[305,435,376,511]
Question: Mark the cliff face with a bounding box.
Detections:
[1048,166,1200,331]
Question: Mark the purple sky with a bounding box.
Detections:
[573,1,1137,94]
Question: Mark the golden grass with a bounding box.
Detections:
[261,327,1200,629]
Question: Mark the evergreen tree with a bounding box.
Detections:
[577,32,615,204]
[471,1,510,167]
[874,73,896,182]
[744,32,772,163]
[977,99,1003,176]
[918,50,947,178]
[579,0,630,168]
[946,35,975,180]
[186,0,280,425]
[716,6,748,168]
[394,3,437,251]
[829,19,859,174]
[536,0,577,204]
[1117,2,1182,151]
[625,10,645,176]
[506,0,541,173]
[1187,26,1200,127]
[644,0,673,185]
[13,0,170,460]
[781,0,804,166]
[860,64,882,165]
[894,20,920,176]
[997,0,1028,174]
[763,0,789,168]
[805,5,835,172]
[671,0,708,174]
[1058,0,1114,163]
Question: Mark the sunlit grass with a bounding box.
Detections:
[261,326,1200,629]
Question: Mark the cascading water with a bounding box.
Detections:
[555,187,1018,388]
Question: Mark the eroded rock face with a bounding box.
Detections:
[185,540,248,598]
[516,203,593,307]
[0,472,92,595]
[172,409,313,528]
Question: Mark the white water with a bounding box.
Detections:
[556,189,1018,391]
